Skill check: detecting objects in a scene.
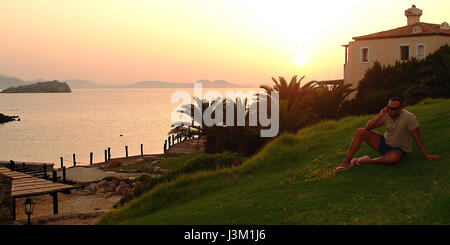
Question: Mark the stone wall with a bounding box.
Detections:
[0,173,12,224]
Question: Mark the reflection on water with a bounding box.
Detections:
[0,88,258,167]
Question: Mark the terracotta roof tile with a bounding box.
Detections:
[353,22,450,41]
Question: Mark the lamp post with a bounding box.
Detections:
[23,196,35,225]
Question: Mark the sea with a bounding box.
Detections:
[0,88,259,167]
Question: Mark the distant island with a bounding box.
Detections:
[1,80,71,93]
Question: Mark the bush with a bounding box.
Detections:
[347,45,450,115]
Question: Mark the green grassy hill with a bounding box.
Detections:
[97,98,450,225]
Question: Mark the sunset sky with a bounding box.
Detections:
[1,0,449,86]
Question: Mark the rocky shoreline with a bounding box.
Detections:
[0,113,20,124]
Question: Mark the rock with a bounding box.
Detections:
[132,182,143,189]
[115,184,131,195]
[104,192,114,198]
[96,180,108,188]
[96,187,106,193]
[153,166,161,173]
[76,189,93,196]
[158,168,169,174]
[88,183,97,193]
[0,113,20,124]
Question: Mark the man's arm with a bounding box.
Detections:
[365,107,387,130]
[410,127,439,161]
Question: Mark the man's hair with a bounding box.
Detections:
[389,96,403,107]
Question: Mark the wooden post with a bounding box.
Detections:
[12,197,16,221]
[168,136,171,147]
[172,135,175,145]
[9,160,15,171]
[62,167,66,183]
[50,192,58,215]
[108,147,111,161]
[52,170,57,182]
[125,146,128,158]
[73,153,76,167]
[90,152,93,165]
[164,140,167,153]
[22,162,26,173]
[43,164,47,179]
[104,149,108,162]
[141,144,143,156]
[60,157,64,168]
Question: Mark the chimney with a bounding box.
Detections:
[405,5,422,25]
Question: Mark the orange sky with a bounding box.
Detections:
[0,0,449,86]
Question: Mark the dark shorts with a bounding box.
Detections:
[377,134,407,155]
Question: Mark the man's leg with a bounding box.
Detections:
[340,128,381,167]
[357,150,403,165]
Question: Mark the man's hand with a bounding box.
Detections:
[379,107,388,117]
[425,154,439,161]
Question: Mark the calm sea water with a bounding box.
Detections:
[0,88,259,167]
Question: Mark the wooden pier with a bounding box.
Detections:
[0,166,79,220]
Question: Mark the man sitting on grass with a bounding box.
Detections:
[334,97,439,173]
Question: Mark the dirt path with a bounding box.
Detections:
[14,189,121,225]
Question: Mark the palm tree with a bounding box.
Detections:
[259,75,319,134]
[169,96,212,140]
[309,82,356,120]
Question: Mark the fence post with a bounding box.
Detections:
[168,136,171,147]
[73,154,76,167]
[52,170,57,182]
[141,144,143,156]
[90,152,93,165]
[9,160,15,171]
[60,157,64,168]
[164,140,167,153]
[108,147,111,161]
[22,162,26,173]
[43,164,47,179]
[62,167,66,183]
[125,146,128,158]
[104,150,107,162]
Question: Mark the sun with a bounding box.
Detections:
[294,53,308,66]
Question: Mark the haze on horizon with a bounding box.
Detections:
[1,0,449,87]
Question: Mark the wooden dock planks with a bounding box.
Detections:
[0,167,77,198]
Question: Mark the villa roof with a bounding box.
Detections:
[353,22,450,41]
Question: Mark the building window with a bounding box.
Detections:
[416,44,425,58]
[361,47,369,63]
[400,45,410,61]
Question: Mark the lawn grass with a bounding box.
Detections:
[96,98,450,225]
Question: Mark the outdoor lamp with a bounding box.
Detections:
[23,196,35,225]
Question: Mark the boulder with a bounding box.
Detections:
[115,184,131,196]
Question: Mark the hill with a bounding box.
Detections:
[62,79,116,89]
[97,98,450,225]
[0,74,26,89]
[125,80,246,88]
[1,80,71,93]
